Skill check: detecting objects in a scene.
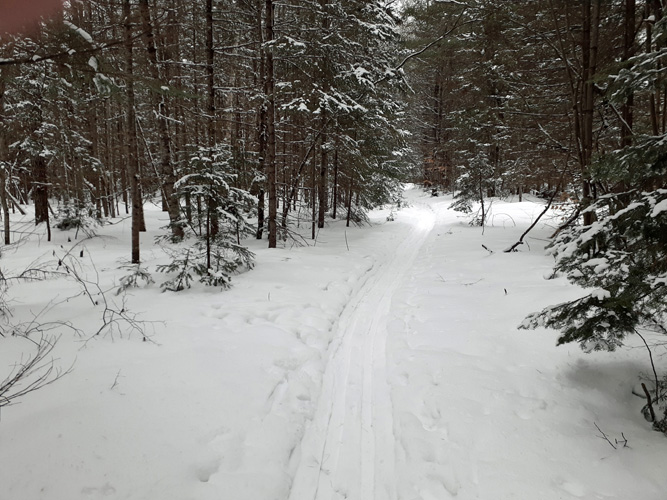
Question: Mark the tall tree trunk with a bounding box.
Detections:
[317,0,330,229]
[86,86,102,219]
[124,0,142,263]
[140,0,183,239]
[256,0,266,239]
[581,0,600,225]
[647,0,664,135]
[0,71,9,245]
[621,0,636,149]
[318,112,328,229]
[265,0,277,248]
[0,166,8,245]
[346,180,353,228]
[332,142,338,220]
[33,156,49,226]
[312,156,316,240]
[206,0,219,238]
[206,0,216,146]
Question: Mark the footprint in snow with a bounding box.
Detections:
[195,459,221,483]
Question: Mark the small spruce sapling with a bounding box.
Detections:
[54,199,102,238]
[450,152,497,226]
[157,145,256,291]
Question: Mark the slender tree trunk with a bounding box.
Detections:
[206,0,219,238]
[124,0,141,263]
[256,0,266,239]
[346,180,353,228]
[206,197,212,270]
[0,69,10,244]
[33,156,49,226]
[87,92,103,219]
[140,0,183,239]
[318,112,328,229]
[206,0,215,147]
[581,0,600,225]
[621,0,635,149]
[317,0,330,229]
[103,99,116,218]
[311,157,316,240]
[265,0,277,248]
[647,1,663,135]
[478,171,486,226]
[0,167,9,245]
[332,143,338,220]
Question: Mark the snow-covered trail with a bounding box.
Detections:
[289,200,436,500]
[2,186,666,500]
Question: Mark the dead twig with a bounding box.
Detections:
[110,370,122,391]
[594,423,628,449]
[505,188,560,253]
[0,335,73,413]
[642,383,656,423]
[594,422,617,449]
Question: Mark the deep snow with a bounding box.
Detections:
[0,185,665,500]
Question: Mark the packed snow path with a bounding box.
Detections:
[290,203,436,500]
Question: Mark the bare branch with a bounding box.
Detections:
[0,335,72,410]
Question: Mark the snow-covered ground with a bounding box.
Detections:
[0,185,665,500]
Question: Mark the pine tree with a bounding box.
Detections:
[157,145,255,290]
[522,10,667,353]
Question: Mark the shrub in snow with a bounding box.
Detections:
[521,130,667,430]
[116,264,154,295]
[54,200,101,237]
[0,335,70,411]
[157,145,255,291]
[450,152,502,226]
[521,188,667,352]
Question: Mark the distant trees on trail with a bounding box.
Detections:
[403,1,663,209]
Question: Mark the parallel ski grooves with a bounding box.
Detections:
[289,205,435,500]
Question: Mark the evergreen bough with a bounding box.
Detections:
[157,145,255,291]
[450,152,501,226]
[520,185,667,352]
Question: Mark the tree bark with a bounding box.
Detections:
[346,180,353,228]
[206,0,219,238]
[581,0,600,225]
[140,0,182,239]
[33,156,49,226]
[0,68,10,244]
[317,0,330,229]
[256,0,266,239]
[206,0,216,146]
[332,143,338,220]
[265,0,277,248]
[318,120,328,229]
[621,0,635,149]
[124,0,141,263]
[647,0,663,135]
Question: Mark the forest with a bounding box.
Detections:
[0,0,665,277]
[1,1,667,498]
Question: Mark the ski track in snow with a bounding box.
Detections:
[289,202,436,500]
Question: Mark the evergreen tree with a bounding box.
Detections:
[157,145,255,290]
